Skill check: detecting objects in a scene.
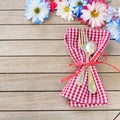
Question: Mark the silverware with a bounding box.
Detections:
[85,41,97,93]
[76,29,87,86]
[76,29,97,93]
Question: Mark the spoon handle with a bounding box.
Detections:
[76,69,85,86]
[88,66,97,93]
[86,55,97,93]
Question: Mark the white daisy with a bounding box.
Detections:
[56,1,74,21]
[80,1,107,28]
[25,0,50,24]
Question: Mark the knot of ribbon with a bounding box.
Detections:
[61,53,120,82]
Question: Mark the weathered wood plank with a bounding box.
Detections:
[115,114,120,120]
[0,40,119,55]
[105,40,120,55]
[0,0,119,9]
[0,73,119,91]
[0,56,119,73]
[0,92,119,110]
[0,25,119,40]
[0,25,86,40]
[0,11,79,24]
[0,111,118,120]
[0,41,67,55]
[0,0,25,10]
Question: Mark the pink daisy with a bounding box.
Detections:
[79,0,108,28]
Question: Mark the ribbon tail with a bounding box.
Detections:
[61,73,77,82]
[103,62,120,73]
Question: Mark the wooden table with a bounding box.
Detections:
[0,0,120,120]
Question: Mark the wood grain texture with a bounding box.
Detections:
[0,0,120,119]
[0,0,25,10]
[0,73,119,91]
[0,25,118,40]
[0,0,119,9]
[0,92,119,110]
[0,56,119,73]
[115,114,120,120]
[0,25,86,40]
[0,111,118,120]
[0,11,79,25]
[0,40,119,55]
[0,41,67,56]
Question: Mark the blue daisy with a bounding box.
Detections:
[25,0,50,24]
[69,0,87,18]
[106,19,120,42]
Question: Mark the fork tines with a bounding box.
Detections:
[78,28,88,48]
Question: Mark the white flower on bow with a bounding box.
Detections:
[56,0,74,21]
[25,0,50,24]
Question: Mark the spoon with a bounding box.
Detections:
[85,41,97,93]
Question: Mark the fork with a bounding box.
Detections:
[76,29,96,93]
[76,29,88,86]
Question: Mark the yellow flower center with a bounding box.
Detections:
[90,9,99,18]
[77,1,83,6]
[34,7,40,14]
[64,6,70,12]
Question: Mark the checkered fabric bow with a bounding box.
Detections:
[60,28,110,107]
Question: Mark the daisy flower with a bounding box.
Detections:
[106,19,120,42]
[56,0,74,21]
[25,0,50,24]
[70,0,87,18]
[79,0,108,28]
